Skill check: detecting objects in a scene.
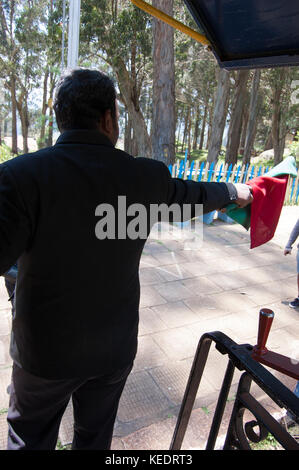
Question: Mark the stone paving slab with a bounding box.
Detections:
[0,206,298,450]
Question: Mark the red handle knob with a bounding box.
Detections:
[254,308,274,356]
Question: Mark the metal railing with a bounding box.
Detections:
[170,322,299,450]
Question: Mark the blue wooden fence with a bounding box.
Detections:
[168,159,299,205]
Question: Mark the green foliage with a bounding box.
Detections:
[0,0,298,170]
[250,432,281,450]
[0,143,15,163]
[289,131,299,158]
[80,0,151,64]
[201,406,210,415]
[176,149,208,162]
[55,439,71,450]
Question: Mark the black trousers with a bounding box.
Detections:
[7,362,132,450]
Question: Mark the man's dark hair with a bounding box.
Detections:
[54,69,117,131]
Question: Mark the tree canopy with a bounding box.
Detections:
[0,0,298,166]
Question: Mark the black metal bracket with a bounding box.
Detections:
[170,331,299,450]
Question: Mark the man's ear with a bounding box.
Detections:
[99,109,113,135]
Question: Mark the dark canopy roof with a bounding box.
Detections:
[184,0,299,69]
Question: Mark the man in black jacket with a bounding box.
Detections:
[0,69,252,450]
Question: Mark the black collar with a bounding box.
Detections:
[55,129,114,148]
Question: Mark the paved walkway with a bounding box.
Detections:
[0,206,298,450]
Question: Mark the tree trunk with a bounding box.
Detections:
[9,76,18,154]
[207,69,230,163]
[243,69,261,165]
[264,130,273,151]
[199,99,208,150]
[271,68,291,165]
[46,72,56,147]
[181,106,190,153]
[114,58,151,158]
[239,106,249,154]
[192,103,200,150]
[18,104,29,154]
[39,68,49,149]
[187,108,192,156]
[225,70,249,165]
[47,106,54,147]
[124,112,131,154]
[151,0,175,165]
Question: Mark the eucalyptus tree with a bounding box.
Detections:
[174,18,217,155]
[0,79,10,145]
[242,69,261,165]
[207,68,231,164]
[151,0,175,165]
[225,69,250,165]
[0,0,48,153]
[0,0,20,153]
[80,0,152,157]
[14,0,48,153]
[38,0,64,148]
[258,67,299,164]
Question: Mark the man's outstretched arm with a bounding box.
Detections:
[159,163,253,217]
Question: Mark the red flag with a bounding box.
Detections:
[246,175,289,249]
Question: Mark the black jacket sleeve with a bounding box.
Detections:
[0,164,31,275]
[158,162,237,220]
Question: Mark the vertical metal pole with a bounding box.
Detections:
[67,0,81,69]
[61,0,66,72]
[170,336,212,450]
[205,359,235,450]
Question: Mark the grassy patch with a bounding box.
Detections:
[176,149,208,162]
[250,423,299,450]
[56,439,71,450]
[201,406,210,415]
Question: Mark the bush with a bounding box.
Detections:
[288,131,299,159]
[0,143,15,163]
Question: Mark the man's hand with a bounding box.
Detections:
[284,248,292,255]
[234,183,253,208]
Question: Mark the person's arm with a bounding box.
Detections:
[284,218,299,255]
[159,163,252,219]
[0,164,31,275]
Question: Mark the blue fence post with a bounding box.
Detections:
[234,165,241,183]
[249,165,255,180]
[226,163,233,182]
[242,163,249,182]
[198,161,205,181]
[178,160,184,178]
[207,161,214,182]
[217,163,223,182]
[290,177,296,203]
[188,160,194,180]
[168,164,172,176]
